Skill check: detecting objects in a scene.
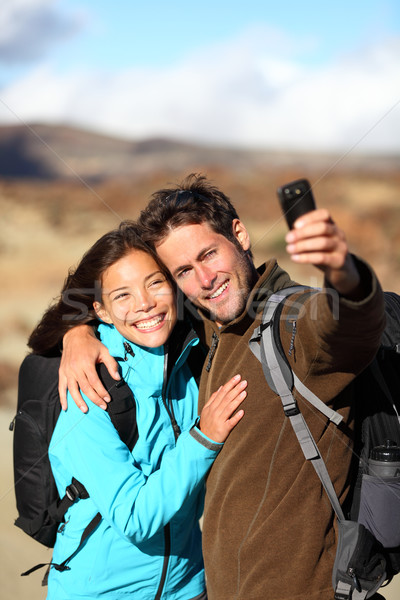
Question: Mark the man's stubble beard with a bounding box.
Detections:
[195,252,258,326]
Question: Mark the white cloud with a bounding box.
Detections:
[0,25,399,154]
[0,0,85,63]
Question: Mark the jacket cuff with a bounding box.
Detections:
[324,254,379,306]
[190,419,223,452]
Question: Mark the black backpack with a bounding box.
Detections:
[350,292,400,578]
[10,352,138,577]
[249,288,400,600]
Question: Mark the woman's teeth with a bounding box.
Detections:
[135,315,163,330]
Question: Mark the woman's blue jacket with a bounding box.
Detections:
[47,321,221,599]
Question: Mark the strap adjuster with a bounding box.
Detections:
[284,404,300,417]
[65,483,81,502]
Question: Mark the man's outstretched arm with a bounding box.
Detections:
[59,324,120,412]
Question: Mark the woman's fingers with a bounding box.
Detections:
[199,375,247,443]
[204,374,243,407]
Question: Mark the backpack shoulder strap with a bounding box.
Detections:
[97,363,138,452]
[249,286,343,424]
[382,291,400,350]
[19,359,138,580]
[21,512,103,578]
[249,285,345,520]
[46,365,139,574]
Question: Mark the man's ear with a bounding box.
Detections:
[93,301,112,324]
[232,219,251,252]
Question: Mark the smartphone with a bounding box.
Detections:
[277,178,316,229]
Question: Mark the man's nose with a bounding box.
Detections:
[196,265,216,289]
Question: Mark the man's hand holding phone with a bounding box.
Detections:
[277,178,362,298]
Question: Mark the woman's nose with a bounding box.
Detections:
[133,289,156,312]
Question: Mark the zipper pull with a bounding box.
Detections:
[171,419,182,441]
[57,518,69,535]
[206,332,219,372]
[123,341,135,361]
[288,320,297,357]
[347,567,362,593]
[9,411,20,431]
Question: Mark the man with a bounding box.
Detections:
[60,174,385,599]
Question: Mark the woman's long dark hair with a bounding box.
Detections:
[28,221,170,355]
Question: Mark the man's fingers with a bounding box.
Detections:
[99,354,121,383]
[285,210,348,271]
[292,208,332,228]
[67,380,89,413]
[78,373,109,409]
[287,221,338,246]
[86,369,110,401]
[287,236,343,255]
[58,374,68,411]
[289,250,346,268]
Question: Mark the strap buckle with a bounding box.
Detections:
[284,403,300,417]
[65,482,82,502]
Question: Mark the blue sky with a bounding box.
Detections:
[58,1,397,68]
[0,0,399,153]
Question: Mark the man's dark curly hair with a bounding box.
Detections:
[138,173,250,256]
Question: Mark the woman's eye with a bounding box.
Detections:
[150,279,164,287]
[113,292,129,301]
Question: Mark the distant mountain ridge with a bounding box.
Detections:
[0,123,397,180]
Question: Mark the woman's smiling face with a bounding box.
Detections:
[94,249,177,348]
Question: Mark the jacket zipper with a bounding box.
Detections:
[155,523,171,600]
[288,320,297,357]
[156,338,194,599]
[162,346,181,441]
[206,332,219,372]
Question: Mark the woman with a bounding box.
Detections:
[28,221,246,600]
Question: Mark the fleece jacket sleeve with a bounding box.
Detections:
[279,256,385,402]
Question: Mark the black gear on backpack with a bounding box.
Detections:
[10,352,138,579]
[347,292,400,579]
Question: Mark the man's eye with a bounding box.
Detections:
[178,268,191,279]
[204,250,216,260]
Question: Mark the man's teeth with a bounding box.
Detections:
[209,281,229,299]
[135,315,163,330]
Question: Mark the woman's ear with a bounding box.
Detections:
[232,219,251,252]
[93,301,112,324]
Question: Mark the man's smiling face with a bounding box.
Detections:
[156,220,258,326]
